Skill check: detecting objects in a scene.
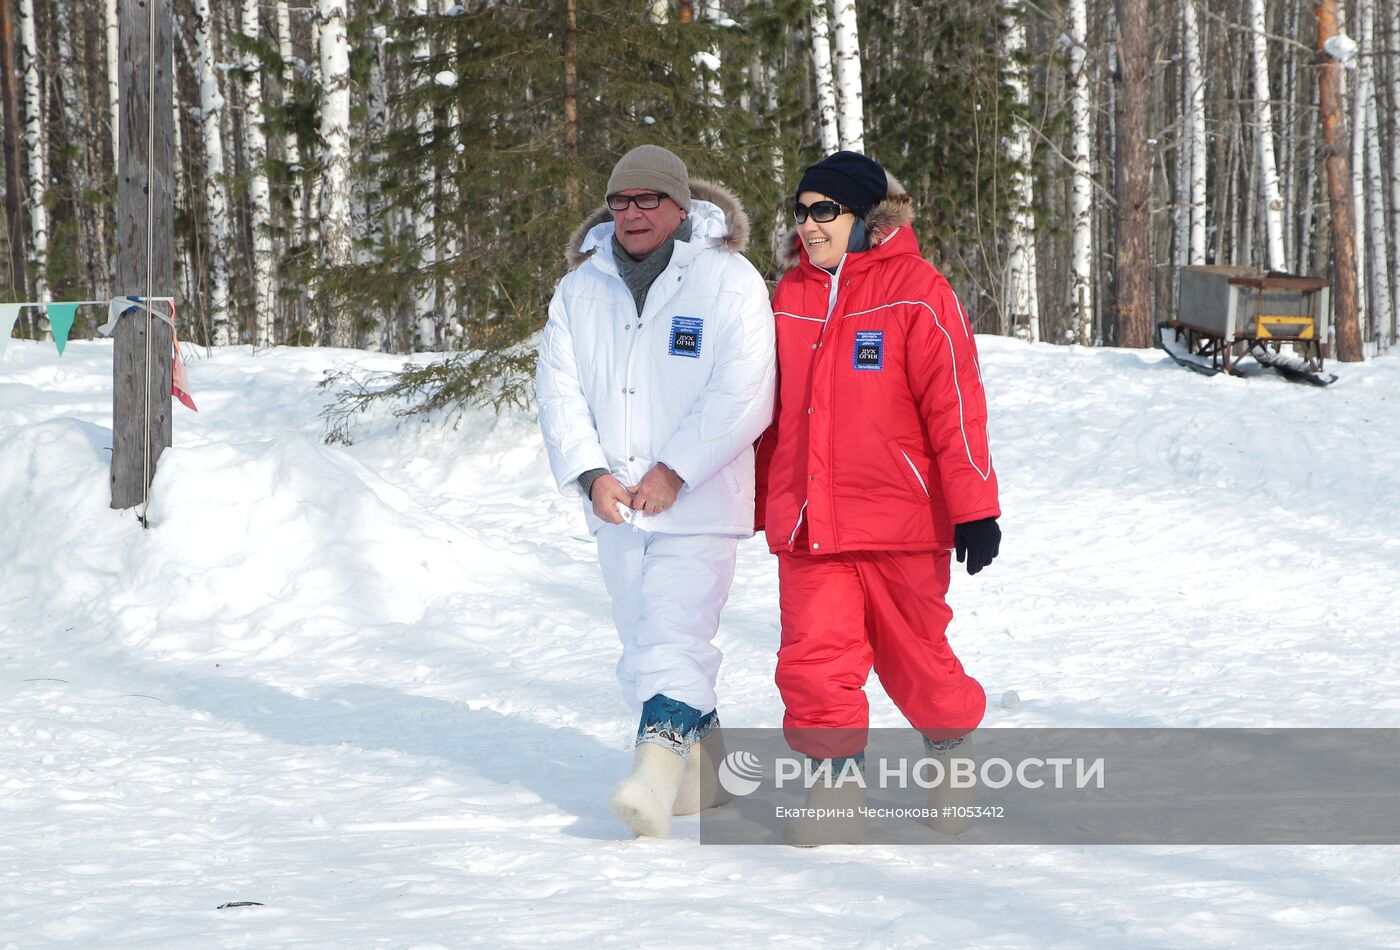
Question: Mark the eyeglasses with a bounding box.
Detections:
[793,200,850,224]
[607,192,666,211]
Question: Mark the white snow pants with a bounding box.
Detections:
[595,524,740,716]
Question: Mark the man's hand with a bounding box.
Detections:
[953,517,1001,575]
[590,474,635,525]
[630,463,685,516]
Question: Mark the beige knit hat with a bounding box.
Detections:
[606,145,692,213]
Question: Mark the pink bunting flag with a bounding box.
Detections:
[168,299,197,411]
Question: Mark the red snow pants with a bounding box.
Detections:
[776,548,986,760]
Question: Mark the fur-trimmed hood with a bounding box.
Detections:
[772,173,915,273]
[564,178,751,271]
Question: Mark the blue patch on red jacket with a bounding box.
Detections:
[669,316,703,357]
[853,330,884,371]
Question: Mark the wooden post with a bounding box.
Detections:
[112,0,174,511]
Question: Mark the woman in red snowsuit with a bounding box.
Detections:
[756,151,1002,764]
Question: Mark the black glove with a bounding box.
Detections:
[954,518,1001,576]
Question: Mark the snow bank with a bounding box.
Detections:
[3,338,1399,948]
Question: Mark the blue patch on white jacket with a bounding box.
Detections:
[669,316,704,357]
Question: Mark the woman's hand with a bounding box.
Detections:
[954,518,1001,575]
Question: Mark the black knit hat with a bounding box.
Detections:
[796,150,888,219]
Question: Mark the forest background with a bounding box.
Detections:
[2,0,1396,409]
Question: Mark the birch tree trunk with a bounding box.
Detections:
[1348,0,1369,340]
[1317,0,1363,360]
[1390,0,1400,344]
[1069,0,1094,345]
[699,0,723,145]
[242,0,275,346]
[1002,0,1040,341]
[18,0,47,311]
[413,0,436,350]
[106,0,119,167]
[810,0,839,154]
[1114,0,1153,347]
[832,0,864,152]
[318,0,354,348]
[1249,0,1288,270]
[195,0,232,344]
[364,8,388,351]
[1359,0,1392,350]
[437,0,460,341]
[1183,0,1207,264]
[306,10,322,252]
[277,0,303,248]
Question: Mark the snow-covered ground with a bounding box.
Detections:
[2,337,1398,948]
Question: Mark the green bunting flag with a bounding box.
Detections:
[46,302,80,356]
[0,303,21,358]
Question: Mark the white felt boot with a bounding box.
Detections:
[928,737,977,835]
[672,729,734,816]
[783,777,869,847]
[609,743,688,838]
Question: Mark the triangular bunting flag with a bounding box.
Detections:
[170,301,197,411]
[46,302,80,356]
[0,303,22,358]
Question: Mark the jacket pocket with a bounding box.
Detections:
[887,441,931,499]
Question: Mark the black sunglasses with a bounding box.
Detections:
[793,199,850,224]
[607,192,666,211]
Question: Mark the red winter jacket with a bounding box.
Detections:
[755,190,999,555]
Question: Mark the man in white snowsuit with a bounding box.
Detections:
[535,146,776,838]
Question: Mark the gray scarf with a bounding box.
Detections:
[612,217,694,316]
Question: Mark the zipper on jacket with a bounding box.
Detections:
[899,448,930,498]
[786,500,808,550]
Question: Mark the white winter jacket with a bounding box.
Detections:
[536,180,776,536]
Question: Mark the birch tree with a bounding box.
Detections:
[106,0,119,165]
[1002,0,1039,341]
[412,0,436,350]
[810,0,839,154]
[1182,0,1205,266]
[318,0,355,347]
[1069,0,1094,344]
[242,0,275,346]
[1358,0,1391,349]
[1348,0,1368,339]
[1249,0,1287,271]
[1390,0,1400,345]
[18,0,46,310]
[832,0,864,152]
[195,0,232,344]
[277,0,303,247]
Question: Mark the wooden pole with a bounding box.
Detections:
[112,0,174,511]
